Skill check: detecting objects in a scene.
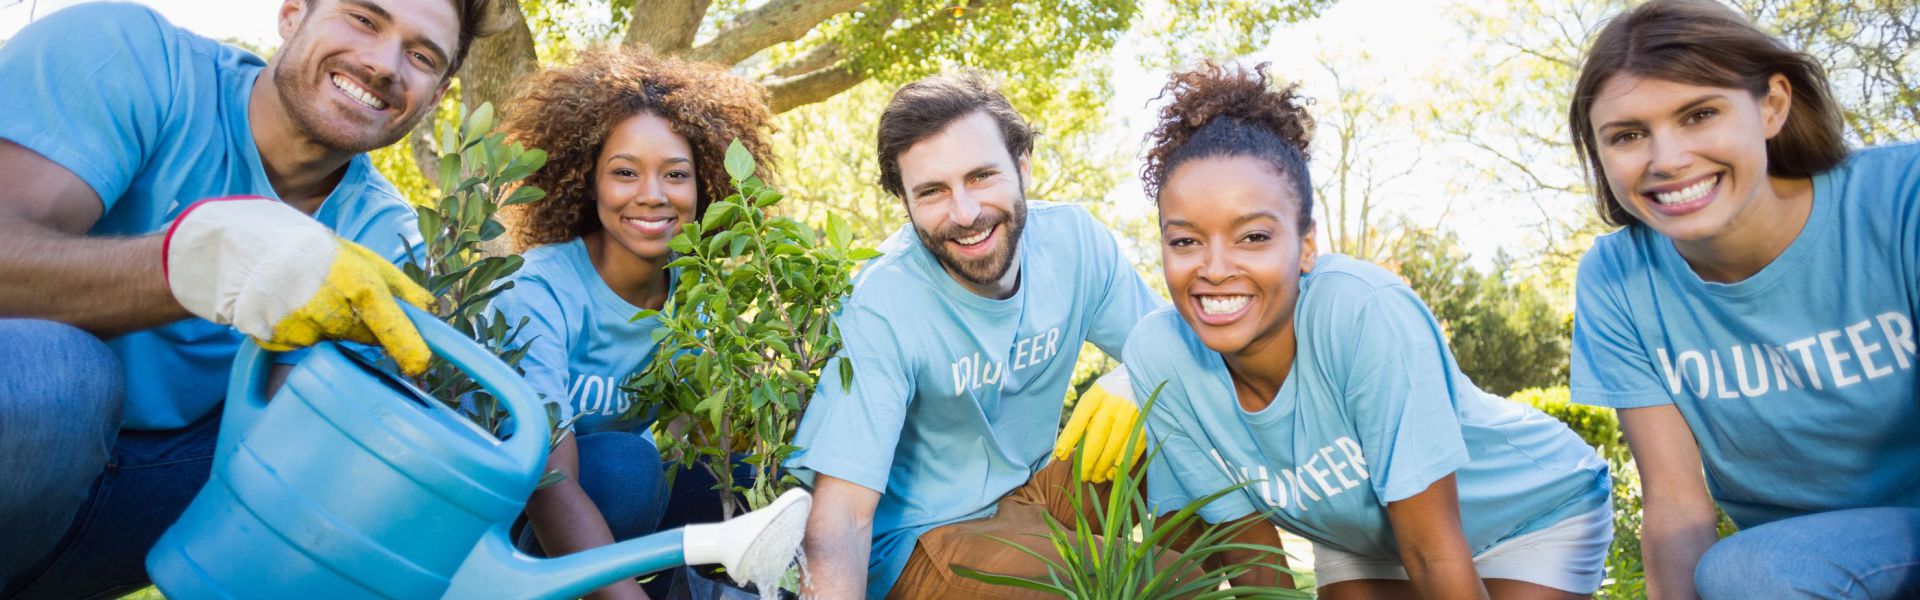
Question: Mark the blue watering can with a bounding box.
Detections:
[147,304,811,599]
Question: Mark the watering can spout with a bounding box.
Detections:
[441,524,686,600]
[442,489,812,600]
[682,489,812,577]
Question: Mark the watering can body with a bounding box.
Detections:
[147,305,551,598]
[146,305,800,599]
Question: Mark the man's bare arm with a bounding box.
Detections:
[0,138,190,334]
[800,474,881,599]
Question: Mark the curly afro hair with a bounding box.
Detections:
[1142,61,1316,233]
[502,46,775,252]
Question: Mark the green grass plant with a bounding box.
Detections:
[954,385,1312,599]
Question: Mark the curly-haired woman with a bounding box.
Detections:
[1121,61,1613,599]
[493,46,774,600]
[1566,1,1920,598]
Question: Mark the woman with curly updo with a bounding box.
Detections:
[1119,61,1612,598]
[492,46,774,600]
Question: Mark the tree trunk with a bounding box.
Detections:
[623,0,713,54]
[459,0,539,117]
[408,118,441,188]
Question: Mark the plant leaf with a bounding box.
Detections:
[723,139,754,181]
[464,102,495,140]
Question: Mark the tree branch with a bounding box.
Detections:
[687,0,870,65]
[761,0,1012,113]
[766,64,864,113]
[623,0,713,54]
[771,40,849,77]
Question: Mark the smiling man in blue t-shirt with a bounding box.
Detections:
[0,0,506,596]
[788,70,1165,600]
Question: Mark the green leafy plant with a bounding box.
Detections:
[403,101,550,437]
[955,385,1312,599]
[626,140,876,519]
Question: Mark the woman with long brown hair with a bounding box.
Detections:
[1566,1,1920,597]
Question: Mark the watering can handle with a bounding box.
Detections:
[224,303,548,464]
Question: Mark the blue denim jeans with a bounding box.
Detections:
[0,319,218,600]
[1695,506,1920,599]
[575,431,672,541]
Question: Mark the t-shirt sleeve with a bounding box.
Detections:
[1340,285,1471,504]
[490,274,576,425]
[1890,148,1920,319]
[1124,325,1256,524]
[1569,243,1674,408]
[1081,210,1163,358]
[785,303,915,493]
[0,3,182,208]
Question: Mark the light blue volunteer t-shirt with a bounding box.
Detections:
[1127,255,1610,559]
[786,201,1164,599]
[490,239,666,434]
[1571,143,1920,528]
[0,3,421,431]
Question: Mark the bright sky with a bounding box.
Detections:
[0,0,1559,265]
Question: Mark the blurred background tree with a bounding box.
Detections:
[372,0,1336,203]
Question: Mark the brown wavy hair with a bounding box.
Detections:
[502,46,775,251]
[1569,0,1847,228]
[875,69,1036,200]
[1143,60,1316,232]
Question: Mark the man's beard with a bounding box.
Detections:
[271,36,414,154]
[915,191,1028,288]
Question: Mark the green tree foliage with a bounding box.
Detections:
[395,0,1332,203]
[626,142,875,518]
[1735,0,1919,145]
[1388,228,1569,397]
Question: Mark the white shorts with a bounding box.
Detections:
[1309,501,1614,594]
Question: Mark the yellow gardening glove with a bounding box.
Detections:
[254,242,436,373]
[1054,367,1144,483]
[164,197,435,375]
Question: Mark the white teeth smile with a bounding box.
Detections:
[331,74,387,110]
[1652,175,1718,206]
[954,227,991,246]
[1199,295,1251,315]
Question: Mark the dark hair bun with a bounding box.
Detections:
[1155,61,1312,157]
[1142,61,1317,226]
